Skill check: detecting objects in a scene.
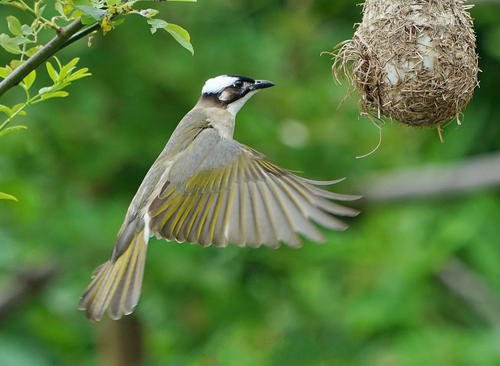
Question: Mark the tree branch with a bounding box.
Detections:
[361,152,500,202]
[0,19,85,98]
[437,258,500,329]
[61,23,101,50]
[0,264,58,321]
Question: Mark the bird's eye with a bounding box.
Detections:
[233,80,244,88]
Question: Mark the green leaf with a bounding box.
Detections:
[0,1,25,9]
[0,66,11,78]
[40,91,69,100]
[38,86,52,94]
[34,2,46,17]
[10,59,22,69]
[22,70,36,90]
[137,9,159,18]
[167,0,197,2]
[111,17,125,27]
[21,24,33,36]
[165,23,194,55]
[7,16,22,36]
[0,192,18,201]
[11,103,26,115]
[80,15,95,26]
[72,0,93,7]
[26,45,42,57]
[0,33,21,55]
[147,19,168,34]
[0,104,12,116]
[55,1,65,16]
[0,125,27,137]
[74,5,107,21]
[59,58,80,80]
[67,68,91,81]
[146,20,194,54]
[46,61,58,82]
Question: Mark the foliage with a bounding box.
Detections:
[0,0,195,200]
[1,1,500,366]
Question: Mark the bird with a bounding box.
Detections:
[78,75,360,321]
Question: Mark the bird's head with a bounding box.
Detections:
[199,75,274,116]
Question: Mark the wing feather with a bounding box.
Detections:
[241,178,257,245]
[173,192,198,242]
[263,174,301,246]
[225,183,240,245]
[260,179,299,247]
[212,163,235,245]
[205,191,222,245]
[169,190,195,240]
[267,174,325,243]
[186,191,212,244]
[148,128,359,248]
[248,181,265,247]
[254,163,300,246]
[213,188,229,247]
[254,180,278,247]
[281,175,349,231]
[197,193,217,246]
[307,186,362,201]
[248,162,279,247]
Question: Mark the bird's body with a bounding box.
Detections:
[79,75,360,321]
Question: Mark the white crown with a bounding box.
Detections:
[202,75,239,94]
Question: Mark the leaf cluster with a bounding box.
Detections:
[0,0,196,200]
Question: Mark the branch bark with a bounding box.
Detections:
[61,23,101,50]
[0,19,85,98]
[361,152,500,202]
[0,264,58,321]
[438,258,500,329]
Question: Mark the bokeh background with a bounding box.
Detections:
[1,1,500,365]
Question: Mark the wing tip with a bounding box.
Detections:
[347,194,363,201]
[346,208,361,218]
[299,177,347,186]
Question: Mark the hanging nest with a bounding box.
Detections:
[333,0,479,128]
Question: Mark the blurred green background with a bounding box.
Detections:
[1,1,500,365]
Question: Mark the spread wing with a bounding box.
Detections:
[148,128,359,248]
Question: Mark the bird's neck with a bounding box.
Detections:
[194,99,236,139]
[208,109,235,139]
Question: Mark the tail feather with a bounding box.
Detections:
[78,230,147,321]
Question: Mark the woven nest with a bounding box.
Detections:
[333,0,479,127]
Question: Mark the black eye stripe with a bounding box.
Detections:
[227,75,255,83]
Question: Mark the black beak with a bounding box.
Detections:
[251,79,275,90]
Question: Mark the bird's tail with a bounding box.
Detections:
[78,228,148,321]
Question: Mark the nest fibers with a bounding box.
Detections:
[334,0,479,127]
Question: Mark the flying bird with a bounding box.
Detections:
[79,75,360,321]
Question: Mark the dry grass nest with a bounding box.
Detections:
[333,0,479,128]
